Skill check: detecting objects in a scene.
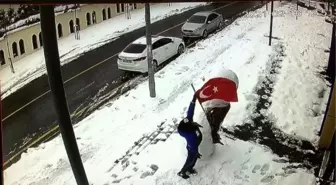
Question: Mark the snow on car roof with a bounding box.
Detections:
[132,35,163,45]
[193,11,213,16]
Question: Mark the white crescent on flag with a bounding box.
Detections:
[199,85,212,99]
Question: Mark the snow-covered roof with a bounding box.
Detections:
[0,5,80,39]
[133,35,161,44]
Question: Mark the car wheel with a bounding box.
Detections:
[152,60,158,72]
[177,44,185,55]
[183,37,190,44]
[202,30,208,38]
[217,21,223,30]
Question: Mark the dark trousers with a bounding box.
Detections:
[181,134,202,173]
[180,148,198,173]
[206,104,231,142]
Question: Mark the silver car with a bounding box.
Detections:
[181,11,224,39]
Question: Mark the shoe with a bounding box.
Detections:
[188,168,197,175]
[177,171,190,179]
[213,138,224,145]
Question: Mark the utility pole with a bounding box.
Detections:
[39,5,89,185]
[296,0,299,20]
[4,34,14,74]
[6,4,14,74]
[266,0,268,11]
[145,3,156,98]
[269,0,274,46]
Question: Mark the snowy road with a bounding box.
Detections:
[4,1,332,185]
[2,2,260,167]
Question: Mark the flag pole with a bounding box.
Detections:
[191,83,207,115]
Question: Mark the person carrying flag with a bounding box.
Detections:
[196,70,239,145]
[177,93,203,179]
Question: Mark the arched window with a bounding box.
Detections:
[116,4,120,13]
[19,39,25,55]
[86,12,91,26]
[107,7,111,18]
[69,20,74,33]
[0,50,5,65]
[102,9,106,20]
[32,34,38,49]
[121,4,125,12]
[92,11,97,24]
[39,32,43,47]
[57,23,63,38]
[76,18,80,30]
[12,42,18,57]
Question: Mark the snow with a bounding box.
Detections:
[0,3,207,99]
[267,1,332,142]
[4,2,331,185]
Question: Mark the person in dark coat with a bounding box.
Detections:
[206,102,231,144]
[321,131,335,185]
[177,94,203,179]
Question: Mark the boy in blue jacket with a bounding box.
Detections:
[177,94,203,179]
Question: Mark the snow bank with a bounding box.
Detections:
[268,1,332,142]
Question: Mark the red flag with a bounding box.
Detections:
[196,77,238,103]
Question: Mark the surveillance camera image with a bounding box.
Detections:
[0,1,335,185]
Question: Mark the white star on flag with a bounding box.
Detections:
[213,86,218,93]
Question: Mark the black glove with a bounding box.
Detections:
[197,153,202,159]
[194,122,203,128]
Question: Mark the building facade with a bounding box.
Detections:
[0,3,144,69]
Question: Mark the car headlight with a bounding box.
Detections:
[194,27,202,32]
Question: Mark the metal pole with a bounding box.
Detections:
[0,84,4,185]
[266,1,268,11]
[39,5,89,185]
[269,0,274,46]
[74,5,77,40]
[145,3,156,98]
[4,34,14,74]
[296,0,299,20]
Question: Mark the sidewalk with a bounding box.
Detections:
[0,3,206,99]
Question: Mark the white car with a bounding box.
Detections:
[117,36,185,73]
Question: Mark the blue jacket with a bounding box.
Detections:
[178,100,199,153]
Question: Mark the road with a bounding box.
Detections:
[2,2,261,166]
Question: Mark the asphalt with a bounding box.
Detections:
[2,2,260,164]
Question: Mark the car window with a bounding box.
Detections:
[153,38,171,49]
[152,40,163,50]
[160,38,172,45]
[123,44,146,53]
[207,14,218,22]
[187,15,206,24]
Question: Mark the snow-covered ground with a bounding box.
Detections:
[0,3,206,99]
[4,2,332,185]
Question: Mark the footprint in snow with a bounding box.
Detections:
[260,164,270,175]
[252,163,270,175]
[140,164,159,179]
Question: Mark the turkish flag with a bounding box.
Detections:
[196,77,238,103]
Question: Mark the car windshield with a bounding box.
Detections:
[123,44,146,53]
[187,15,207,24]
